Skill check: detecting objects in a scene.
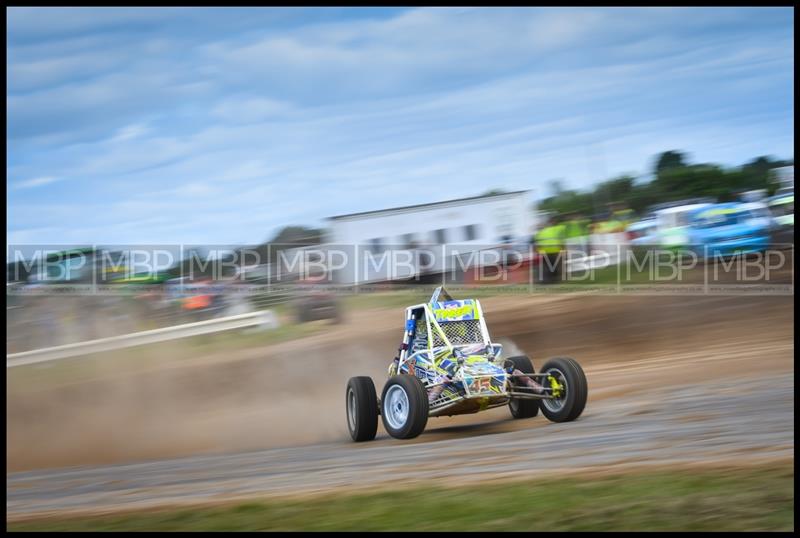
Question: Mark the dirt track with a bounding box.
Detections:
[7,372,794,519]
[6,293,795,518]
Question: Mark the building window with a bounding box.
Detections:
[432,229,447,244]
[463,224,480,241]
[400,233,418,249]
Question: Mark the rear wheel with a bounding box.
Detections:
[539,357,587,423]
[346,377,378,442]
[381,375,429,439]
[506,355,540,419]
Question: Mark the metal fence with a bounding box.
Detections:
[5,288,295,355]
[7,310,280,368]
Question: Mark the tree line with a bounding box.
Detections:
[539,150,793,217]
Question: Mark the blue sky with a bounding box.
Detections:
[7,7,794,246]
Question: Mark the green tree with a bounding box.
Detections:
[742,156,794,195]
[654,150,688,176]
[538,151,791,220]
[595,175,635,205]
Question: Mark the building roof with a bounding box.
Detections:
[327,190,530,221]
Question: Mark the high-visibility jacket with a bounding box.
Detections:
[612,209,634,230]
[535,224,566,254]
[565,219,589,239]
[598,219,623,233]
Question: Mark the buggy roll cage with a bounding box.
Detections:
[391,287,560,409]
[397,287,494,370]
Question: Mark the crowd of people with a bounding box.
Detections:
[533,203,636,283]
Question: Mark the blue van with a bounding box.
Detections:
[688,203,770,259]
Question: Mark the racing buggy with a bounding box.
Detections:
[346,287,588,441]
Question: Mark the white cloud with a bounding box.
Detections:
[6,8,794,246]
[211,97,296,124]
[111,122,150,142]
[13,176,61,189]
[177,182,216,197]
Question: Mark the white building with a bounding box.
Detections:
[319,190,536,285]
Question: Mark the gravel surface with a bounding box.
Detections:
[8,373,793,518]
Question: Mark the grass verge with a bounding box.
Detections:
[7,464,794,531]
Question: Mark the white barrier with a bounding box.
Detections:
[564,233,630,273]
[6,310,280,368]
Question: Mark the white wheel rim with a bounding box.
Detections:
[542,368,568,413]
[384,385,410,430]
[347,388,356,432]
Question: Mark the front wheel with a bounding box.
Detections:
[381,375,429,439]
[539,357,587,423]
[506,355,540,419]
[346,377,378,442]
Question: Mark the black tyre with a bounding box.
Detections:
[539,357,588,423]
[381,375,429,439]
[506,355,540,419]
[346,376,379,442]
